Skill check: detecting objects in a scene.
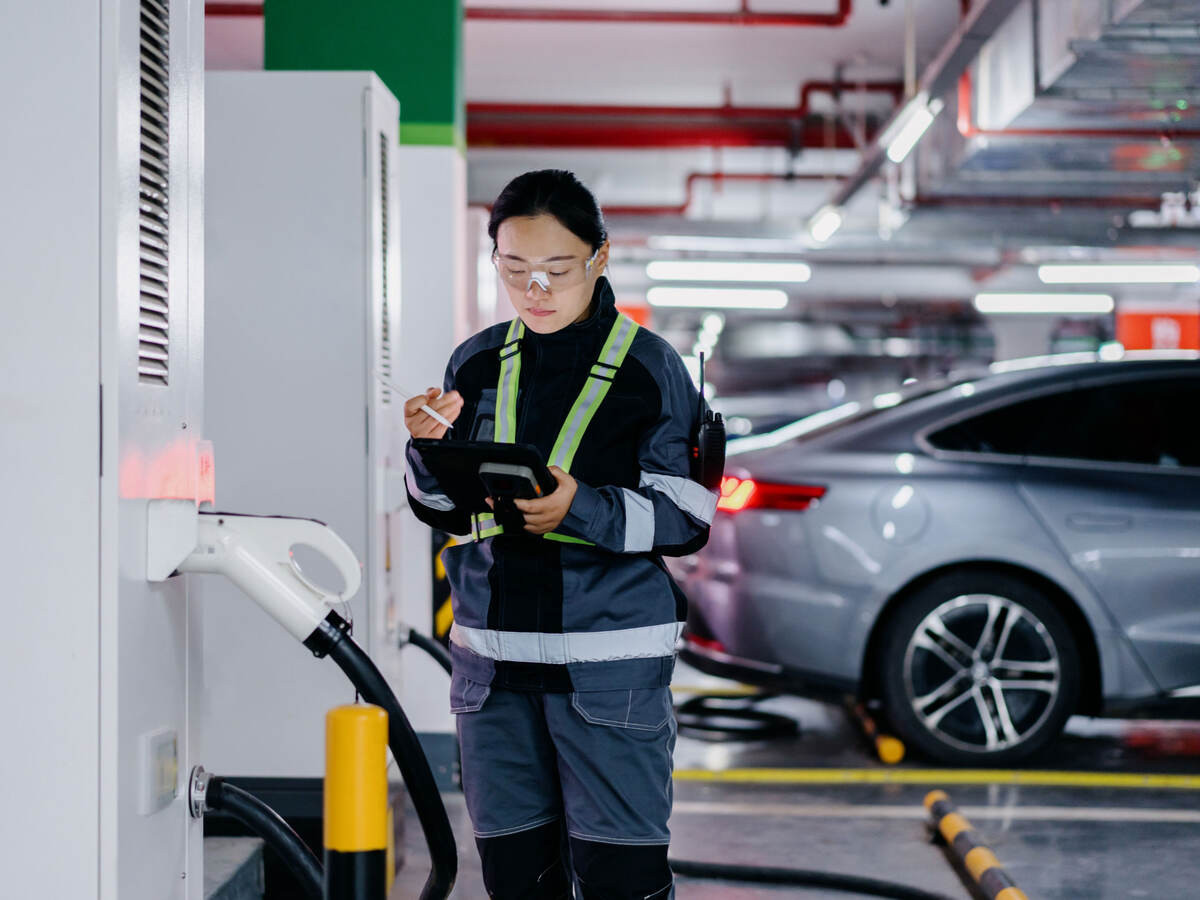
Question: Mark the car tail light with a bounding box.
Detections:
[684,632,728,654]
[716,476,826,513]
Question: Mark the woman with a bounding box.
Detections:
[404,169,716,899]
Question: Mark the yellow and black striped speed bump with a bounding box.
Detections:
[926,790,1028,900]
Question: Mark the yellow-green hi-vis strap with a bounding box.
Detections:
[548,314,639,471]
[494,318,524,444]
[470,313,640,544]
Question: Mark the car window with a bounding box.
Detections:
[926,391,1069,456]
[1028,376,1199,468]
[928,375,1199,468]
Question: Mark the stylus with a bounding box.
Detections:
[373,370,455,430]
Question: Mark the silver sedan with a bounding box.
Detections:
[674,352,1200,765]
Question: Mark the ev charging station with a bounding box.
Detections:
[2,1,208,895]
[1,4,455,897]
[201,70,403,781]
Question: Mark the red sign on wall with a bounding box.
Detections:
[1116,310,1200,351]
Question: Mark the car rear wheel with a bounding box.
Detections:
[879,570,1080,766]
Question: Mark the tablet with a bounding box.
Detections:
[411,439,558,513]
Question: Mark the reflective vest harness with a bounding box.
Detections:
[469,313,640,544]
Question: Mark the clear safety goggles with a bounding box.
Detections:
[492,249,599,293]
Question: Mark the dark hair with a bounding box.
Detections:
[488,169,607,253]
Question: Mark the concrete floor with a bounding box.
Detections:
[390,665,1200,899]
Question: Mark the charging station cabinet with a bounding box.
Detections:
[201,72,401,780]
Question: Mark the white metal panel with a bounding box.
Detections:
[0,3,102,897]
[201,72,398,776]
[1037,0,1108,90]
[367,77,402,665]
[976,0,1036,130]
[2,1,205,898]
[100,1,206,898]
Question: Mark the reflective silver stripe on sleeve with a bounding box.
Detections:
[621,488,655,553]
[405,455,455,511]
[639,472,718,525]
[450,621,684,664]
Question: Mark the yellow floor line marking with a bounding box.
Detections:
[672,768,1200,789]
[671,801,1200,822]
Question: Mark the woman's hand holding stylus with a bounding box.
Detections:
[513,467,577,535]
[404,388,463,439]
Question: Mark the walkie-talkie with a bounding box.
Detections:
[690,352,726,490]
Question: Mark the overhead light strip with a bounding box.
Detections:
[647,287,788,310]
[974,293,1115,315]
[881,96,944,164]
[1038,264,1200,284]
[646,260,812,283]
[647,235,806,253]
[808,205,843,243]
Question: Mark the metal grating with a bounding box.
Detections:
[138,0,170,386]
[379,132,392,404]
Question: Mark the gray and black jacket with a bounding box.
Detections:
[404,277,717,694]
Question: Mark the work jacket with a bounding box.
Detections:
[404,277,717,694]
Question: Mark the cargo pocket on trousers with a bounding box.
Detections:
[570,687,672,732]
[449,673,491,714]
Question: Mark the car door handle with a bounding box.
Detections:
[1066,513,1133,532]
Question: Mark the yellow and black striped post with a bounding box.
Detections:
[925,790,1028,900]
[325,704,389,900]
[844,699,905,765]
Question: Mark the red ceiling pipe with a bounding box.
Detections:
[207,1,854,26]
[468,117,867,148]
[206,3,264,14]
[465,0,852,27]
[605,170,841,216]
[466,81,899,149]
[468,79,902,125]
[914,193,1163,208]
[799,79,903,112]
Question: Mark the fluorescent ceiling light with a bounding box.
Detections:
[1038,263,1200,284]
[882,97,944,164]
[646,287,788,310]
[808,205,843,243]
[974,293,1115,315]
[646,260,811,283]
[647,235,805,253]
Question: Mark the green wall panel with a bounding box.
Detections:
[264,0,463,147]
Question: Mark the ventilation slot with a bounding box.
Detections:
[138,0,170,386]
[379,132,392,405]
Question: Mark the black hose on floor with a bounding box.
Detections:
[669,859,960,900]
[309,614,457,900]
[206,776,323,900]
[404,627,453,676]
[674,692,800,740]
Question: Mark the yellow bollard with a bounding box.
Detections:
[325,704,389,900]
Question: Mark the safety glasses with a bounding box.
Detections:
[492,249,599,293]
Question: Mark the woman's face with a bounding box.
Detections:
[494,214,610,335]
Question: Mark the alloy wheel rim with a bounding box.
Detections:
[902,593,1061,753]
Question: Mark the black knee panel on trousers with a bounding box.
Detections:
[569,838,673,899]
[476,820,572,899]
